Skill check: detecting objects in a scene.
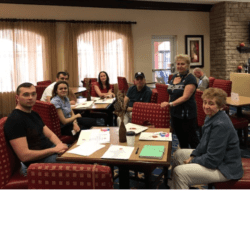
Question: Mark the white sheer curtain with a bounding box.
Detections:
[0,21,57,117]
[64,22,134,85]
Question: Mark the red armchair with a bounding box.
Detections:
[150,89,158,103]
[155,83,169,104]
[212,79,232,97]
[117,76,129,94]
[0,117,113,189]
[131,102,170,128]
[81,78,98,97]
[210,158,250,189]
[37,80,52,86]
[32,101,75,145]
[195,90,206,135]
[35,85,47,100]
[28,163,113,189]
[208,77,215,88]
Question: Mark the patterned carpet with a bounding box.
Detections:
[113,106,250,189]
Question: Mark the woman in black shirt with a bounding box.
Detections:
[161,54,200,148]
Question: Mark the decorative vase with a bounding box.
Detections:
[87,89,91,101]
[119,120,127,143]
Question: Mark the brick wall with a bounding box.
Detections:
[210,2,250,80]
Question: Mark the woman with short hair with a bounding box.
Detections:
[161,54,200,149]
[169,88,243,189]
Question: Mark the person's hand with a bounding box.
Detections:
[161,102,169,108]
[183,156,194,164]
[54,143,68,154]
[75,113,81,119]
[73,122,81,133]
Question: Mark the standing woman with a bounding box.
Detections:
[51,81,96,136]
[94,71,115,98]
[161,54,200,149]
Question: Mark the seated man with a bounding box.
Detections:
[4,82,68,176]
[193,68,209,91]
[117,72,152,126]
[40,71,77,105]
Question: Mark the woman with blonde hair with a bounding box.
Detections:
[161,54,199,149]
[169,88,243,189]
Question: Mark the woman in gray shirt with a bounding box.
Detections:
[169,88,243,189]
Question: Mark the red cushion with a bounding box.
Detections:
[212,79,232,97]
[195,90,206,127]
[229,115,249,129]
[213,159,250,189]
[150,89,158,103]
[28,163,113,189]
[37,80,51,86]
[3,171,28,189]
[208,77,215,88]
[117,77,129,93]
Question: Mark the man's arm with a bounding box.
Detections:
[124,96,133,112]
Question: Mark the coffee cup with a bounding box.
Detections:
[126,131,135,146]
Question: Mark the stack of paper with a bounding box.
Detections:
[139,132,172,141]
[74,101,94,109]
[77,129,110,145]
[125,123,148,134]
[68,142,105,156]
[101,145,134,160]
[94,98,115,104]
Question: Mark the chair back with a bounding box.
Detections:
[0,117,22,188]
[117,77,129,94]
[132,103,170,128]
[155,83,169,103]
[32,101,75,144]
[208,77,215,88]
[195,89,206,127]
[81,78,98,97]
[37,80,52,86]
[212,79,232,97]
[150,89,158,103]
[168,74,174,83]
[36,85,47,100]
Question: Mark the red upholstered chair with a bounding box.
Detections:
[210,158,250,189]
[28,163,113,189]
[208,77,215,88]
[37,80,52,86]
[212,79,232,97]
[32,101,75,144]
[168,74,174,83]
[150,89,158,103]
[195,90,206,135]
[81,78,98,97]
[155,83,169,104]
[36,85,47,100]
[117,77,129,94]
[131,102,170,128]
[0,117,28,189]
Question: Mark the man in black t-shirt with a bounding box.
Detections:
[4,82,68,176]
[117,72,152,126]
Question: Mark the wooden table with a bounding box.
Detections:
[57,127,172,189]
[226,96,250,116]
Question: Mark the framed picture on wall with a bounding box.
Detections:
[185,35,204,68]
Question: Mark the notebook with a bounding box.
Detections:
[139,145,165,160]
[125,123,148,134]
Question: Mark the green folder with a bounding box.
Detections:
[139,145,165,159]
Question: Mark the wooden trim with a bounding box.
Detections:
[0,0,213,12]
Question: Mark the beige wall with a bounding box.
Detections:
[0,3,210,80]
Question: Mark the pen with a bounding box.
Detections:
[135,147,139,154]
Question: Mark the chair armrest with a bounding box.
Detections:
[28,163,113,189]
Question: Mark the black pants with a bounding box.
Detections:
[171,116,200,149]
[61,117,97,136]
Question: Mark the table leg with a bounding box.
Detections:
[144,172,152,189]
[118,167,130,189]
[237,107,242,117]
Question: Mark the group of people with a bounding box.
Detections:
[4,54,243,188]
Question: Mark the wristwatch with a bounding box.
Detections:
[170,102,174,107]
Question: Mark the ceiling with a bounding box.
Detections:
[0,0,248,12]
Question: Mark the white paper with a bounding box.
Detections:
[231,92,239,102]
[139,132,172,141]
[77,129,110,145]
[68,142,105,156]
[125,123,148,134]
[74,101,94,108]
[94,98,115,104]
[101,145,134,160]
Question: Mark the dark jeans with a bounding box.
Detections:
[172,116,200,149]
[61,117,97,136]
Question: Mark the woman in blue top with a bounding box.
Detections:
[51,81,96,136]
[161,54,200,149]
[169,88,243,189]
